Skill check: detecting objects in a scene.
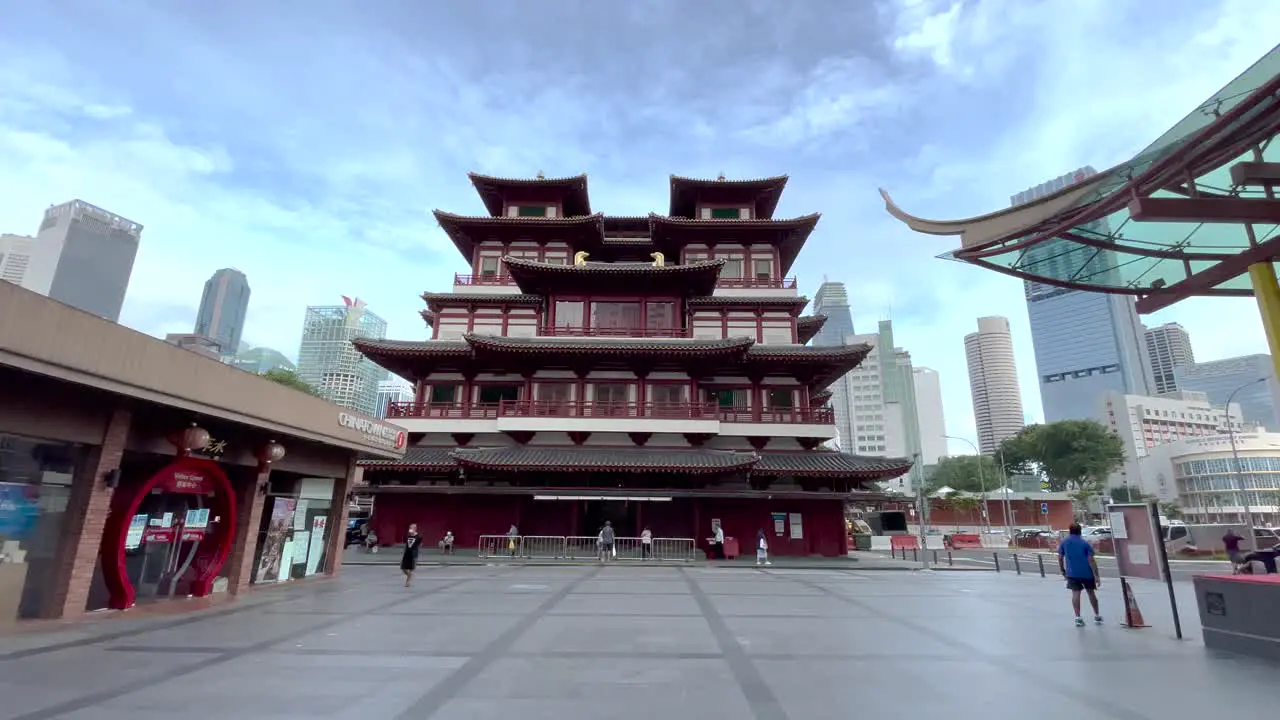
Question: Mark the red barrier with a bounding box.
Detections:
[950,533,983,549]
[889,535,919,550]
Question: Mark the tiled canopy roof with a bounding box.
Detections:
[754,451,913,478]
[359,446,914,482]
[501,256,724,296]
[744,343,874,390]
[669,175,790,219]
[452,446,759,474]
[796,315,827,344]
[810,389,833,404]
[433,210,604,262]
[468,172,592,217]
[420,292,543,313]
[686,295,811,313]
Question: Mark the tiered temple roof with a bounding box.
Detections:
[501,256,725,296]
[468,172,592,217]
[668,174,790,219]
[361,445,912,481]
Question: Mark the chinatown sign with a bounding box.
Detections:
[338,412,407,450]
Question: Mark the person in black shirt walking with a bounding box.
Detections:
[401,524,422,587]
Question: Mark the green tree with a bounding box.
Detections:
[950,494,982,526]
[1001,420,1124,493]
[928,455,1000,494]
[261,368,321,396]
[1109,486,1151,504]
[1159,502,1184,520]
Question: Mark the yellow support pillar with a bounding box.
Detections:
[1249,262,1280,381]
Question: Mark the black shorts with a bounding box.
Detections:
[1066,577,1096,591]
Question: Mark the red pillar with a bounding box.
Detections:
[324,459,359,577]
[225,467,269,595]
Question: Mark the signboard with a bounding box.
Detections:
[338,412,407,450]
[142,527,175,544]
[184,508,210,530]
[1040,502,1049,515]
[788,513,803,540]
[770,512,785,536]
[126,515,148,549]
[1111,502,1163,581]
[306,516,328,576]
[160,469,212,495]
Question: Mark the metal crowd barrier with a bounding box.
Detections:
[476,535,696,562]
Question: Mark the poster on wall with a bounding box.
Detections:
[788,513,803,539]
[277,539,295,582]
[291,531,310,564]
[305,516,328,576]
[125,515,148,549]
[771,513,786,536]
[184,508,210,530]
[292,500,309,530]
[255,498,296,583]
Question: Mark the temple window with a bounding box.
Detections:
[760,324,793,344]
[591,301,642,330]
[649,384,688,404]
[701,207,749,219]
[646,301,676,330]
[753,258,773,281]
[477,384,520,404]
[509,205,555,217]
[535,383,574,402]
[479,256,500,277]
[722,258,743,279]
[593,383,630,404]
[553,300,585,327]
[706,388,749,409]
[767,389,796,408]
[429,384,460,404]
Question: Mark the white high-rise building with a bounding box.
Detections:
[0,234,34,286]
[844,320,922,492]
[296,297,389,416]
[964,316,1026,454]
[375,377,415,419]
[912,367,947,466]
[1143,322,1195,395]
[1099,389,1243,496]
[22,200,142,322]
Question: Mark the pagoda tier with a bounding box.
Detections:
[435,211,604,262]
[352,334,869,390]
[648,213,820,275]
[796,314,827,344]
[468,172,592,217]
[501,256,725,296]
[360,445,911,485]
[669,174,789,219]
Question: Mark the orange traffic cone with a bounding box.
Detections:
[1121,579,1149,629]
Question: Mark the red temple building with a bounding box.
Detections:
[355,173,913,557]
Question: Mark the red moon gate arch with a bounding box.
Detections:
[99,456,237,610]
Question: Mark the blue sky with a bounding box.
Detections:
[1,0,1277,453]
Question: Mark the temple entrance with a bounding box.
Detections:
[577,500,638,537]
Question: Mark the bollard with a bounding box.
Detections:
[932,549,938,565]
[1013,553,1022,575]
[912,547,918,562]
[993,552,1001,572]
[1038,554,1046,578]
[948,551,953,566]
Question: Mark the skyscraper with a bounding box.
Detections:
[912,366,947,466]
[21,200,142,321]
[845,320,923,491]
[812,280,858,449]
[1175,354,1280,430]
[1144,322,1195,395]
[0,234,34,286]
[296,297,389,415]
[1012,169,1154,422]
[195,268,251,353]
[964,316,1026,454]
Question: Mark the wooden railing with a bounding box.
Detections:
[718,406,836,424]
[454,273,516,286]
[538,326,692,338]
[498,400,720,419]
[386,401,835,424]
[716,277,798,289]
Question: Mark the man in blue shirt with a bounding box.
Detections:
[1058,523,1102,627]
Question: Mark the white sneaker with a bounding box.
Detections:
[1094,615,1103,625]
[1074,617,1086,627]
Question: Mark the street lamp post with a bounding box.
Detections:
[944,435,988,533]
[1226,377,1268,551]
[997,447,1014,536]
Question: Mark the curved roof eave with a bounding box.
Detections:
[878,177,1108,250]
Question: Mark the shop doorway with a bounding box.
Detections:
[577,500,637,538]
[252,477,335,584]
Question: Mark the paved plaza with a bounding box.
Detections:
[0,565,1274,720]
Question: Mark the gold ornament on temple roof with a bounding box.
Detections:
[650,252,665,267]
[573,251,589,266]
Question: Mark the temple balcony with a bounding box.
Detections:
[384,400,836,439]
[713,276,799,298]
[453,273,523,295]
[537,326,693,339]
